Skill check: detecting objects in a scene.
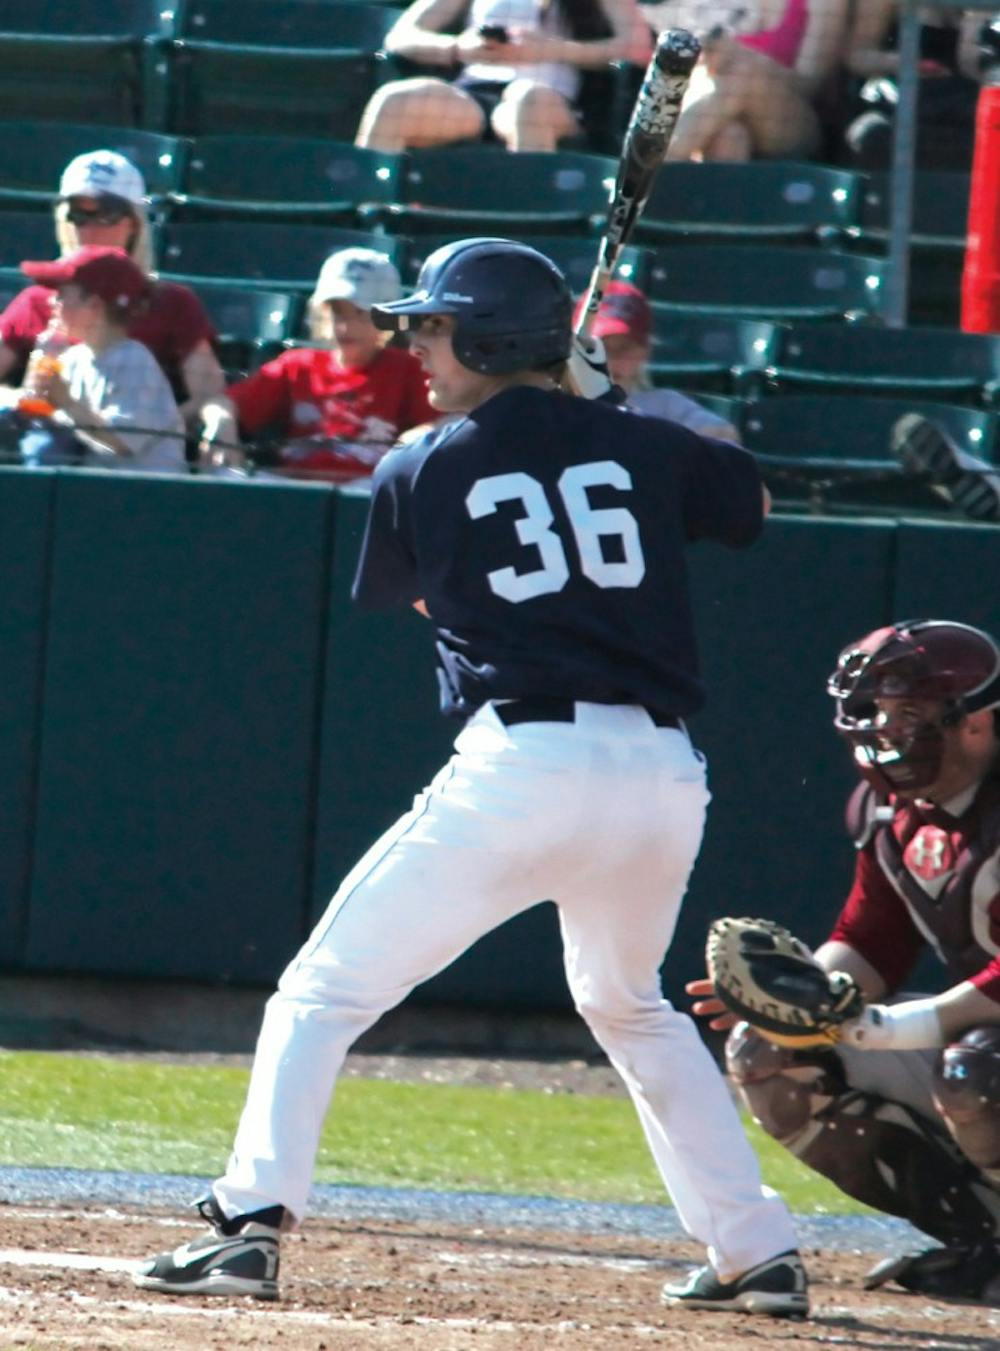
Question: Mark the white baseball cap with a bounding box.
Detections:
[312,248,402,310]
[59,150,146,206]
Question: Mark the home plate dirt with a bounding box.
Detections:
[0,1207,997,1350]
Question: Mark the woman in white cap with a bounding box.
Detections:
[0,149,224,419]
[199,247,435,481]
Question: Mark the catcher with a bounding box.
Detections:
[695,618,1000,1304]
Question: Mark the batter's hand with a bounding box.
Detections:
[564,333,614,400]
[685,976,740,1033]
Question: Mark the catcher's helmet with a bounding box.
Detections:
[372,237,572,375]
[827,619,1000,793]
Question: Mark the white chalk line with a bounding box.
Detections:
[0,1279,665,1336]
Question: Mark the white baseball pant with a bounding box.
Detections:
[214,701,797,1278]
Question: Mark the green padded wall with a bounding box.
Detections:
[661,516,897,998]
[26,471,334,983]
[312,488,570,1009]
[0,468,53,965]
[894,520,1000,634]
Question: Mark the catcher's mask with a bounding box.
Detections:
[827,619,1000,794]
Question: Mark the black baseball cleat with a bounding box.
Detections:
[133,1193,284,1299]
[891,412,1000,521]
[864,1240,1000,1304]
[662,1248,809,1317]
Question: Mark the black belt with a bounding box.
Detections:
[493,698,680,730]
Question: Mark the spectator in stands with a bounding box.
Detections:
[841,3,984,171]
[355,0,652,153]
[0,150,224,421]
[17,246,187,473]
[198,248,435,481]
[642,0,851,161]
[575,281,739,439]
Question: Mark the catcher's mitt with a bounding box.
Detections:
[705,916,864,1048]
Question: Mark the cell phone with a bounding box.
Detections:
[477,23,509,43]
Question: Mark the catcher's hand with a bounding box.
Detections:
[705,916,864,1049]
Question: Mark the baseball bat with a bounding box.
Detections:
[576,28,701,338]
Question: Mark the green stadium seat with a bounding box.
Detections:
[854,170,970,251]
[0,123,184,210]
[646,315,783,395]
[158,220,408,290]
[378,148,615,235]
[191,281,302,379]
[741,393,997,512]
[401,232,647,298]
[0,0,163,127]
[645,246,890,323]
[636,162,862,245]
[765,323,1000,405]
[173,136,403,225]
[163,0,396,138]
[850,171,970,328]
[0,212,62,269]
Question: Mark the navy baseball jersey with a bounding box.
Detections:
[353,386,763,718]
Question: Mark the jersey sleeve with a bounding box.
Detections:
[162,282,216,358]
[0,285,50,362]
[827,844,927,993]
[228,354,294,435]
[351,447,421,610]
[672,429,765,547]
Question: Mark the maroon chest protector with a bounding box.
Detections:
[849,777,1000,983]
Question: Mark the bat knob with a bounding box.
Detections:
[654,28,701,76]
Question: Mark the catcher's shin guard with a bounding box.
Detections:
[727,1026,1000,1246]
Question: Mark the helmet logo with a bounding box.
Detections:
[905,825,954,880]
[442,291,474,303]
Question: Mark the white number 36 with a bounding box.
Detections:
[465,460,646,603]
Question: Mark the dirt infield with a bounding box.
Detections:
[0,1206,998,1350]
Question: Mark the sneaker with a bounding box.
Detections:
[662,1248,809,1317]
[133,1194,283,1299]
[864,1240,1000,1304]
[891,412,1000,521]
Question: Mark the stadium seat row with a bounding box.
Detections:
[692,391,997,517]
[0,123,972,253]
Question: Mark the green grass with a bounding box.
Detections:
[0,1050,871,1213]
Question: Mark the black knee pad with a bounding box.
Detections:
[934,1026,1000,1172]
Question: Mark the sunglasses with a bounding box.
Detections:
[64,201,132,226]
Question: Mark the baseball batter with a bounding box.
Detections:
[136,237,805,1317]
[693,620,1000,1304]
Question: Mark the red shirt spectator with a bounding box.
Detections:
[229,344,434,479]
[200,248,434,482]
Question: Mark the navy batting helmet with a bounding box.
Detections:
[372,237,572,375]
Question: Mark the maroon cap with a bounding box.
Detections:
[573,280,651,344]
[20,245,150,310]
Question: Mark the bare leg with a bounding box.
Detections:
[492,80,579,153]
[355,78,485,151]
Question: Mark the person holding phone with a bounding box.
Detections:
[355,0,652,153]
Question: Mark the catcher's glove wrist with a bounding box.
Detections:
[706,916,864,1049]
[840,998,944,1052]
